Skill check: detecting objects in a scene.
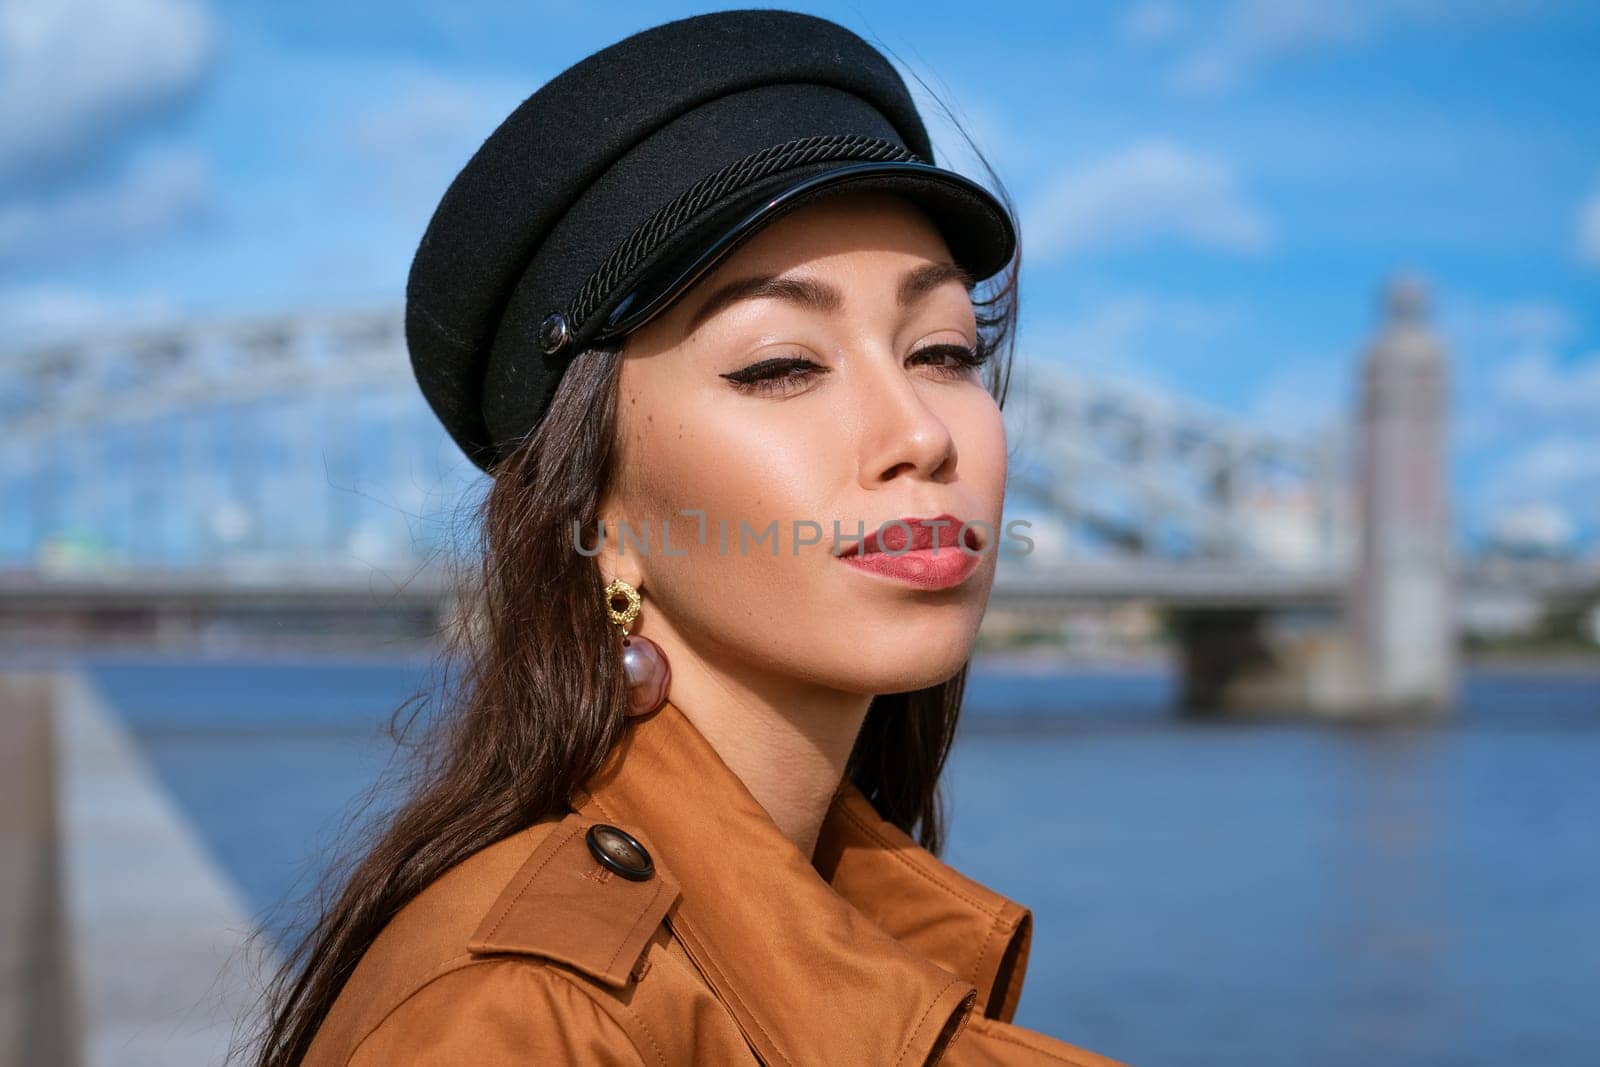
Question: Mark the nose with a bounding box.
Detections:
[855,356,959,487]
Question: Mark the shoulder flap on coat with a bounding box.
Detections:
[466,811,680,989]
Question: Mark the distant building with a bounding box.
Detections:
[1349,275,1456,711]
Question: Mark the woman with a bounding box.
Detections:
[246,9,1129,1066]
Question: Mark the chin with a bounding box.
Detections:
[833,632,977,695]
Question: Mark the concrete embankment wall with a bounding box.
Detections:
[0,671,275,1067]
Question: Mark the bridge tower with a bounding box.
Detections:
[1350,275,1456,712]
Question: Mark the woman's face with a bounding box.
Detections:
[599,189,1007,697]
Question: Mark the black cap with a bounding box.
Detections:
[406,8,1018,474]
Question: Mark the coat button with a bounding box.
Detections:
[537,311,570,354]
[586,823,654,881]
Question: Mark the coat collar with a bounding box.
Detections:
[815,776,1034,1024]
[572,697,1033,1066]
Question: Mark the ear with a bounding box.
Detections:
[594,492,647,591]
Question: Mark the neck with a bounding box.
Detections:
[641,626,870,861]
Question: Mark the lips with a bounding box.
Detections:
[836,513,983,557]
[834,513,985,591]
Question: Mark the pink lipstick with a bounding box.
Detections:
[835,513,983,590]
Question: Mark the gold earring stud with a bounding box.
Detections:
[604,576,641,636]
[602,576,670,718]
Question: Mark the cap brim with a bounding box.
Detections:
[592,160,1016,342]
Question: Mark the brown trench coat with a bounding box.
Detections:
[302,698,1131,1066]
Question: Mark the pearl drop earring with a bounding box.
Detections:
[603,576,670,717]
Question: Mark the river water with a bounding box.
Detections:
[86,654,1598,1067]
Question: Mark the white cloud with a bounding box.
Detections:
[1442,293,1600,538]
[1497,440,1600,488]
[1445,295,1585,447]
[1172,0,1376,93]
[1120,1,1188,44]
[1444,296,1577,351]
[1249,355,1347,434]
[346,69,523,163]
[0,145,211,263]
[1020,292,1243,396]
[1480,436,1600,523]
[0,284,181,347]
[1577,176,1600,266]
[1023,141,1272,261]
[319,65,533,221]
[1493,348,1600,421]
[0,0,216,183]
[1164,0,1546,95]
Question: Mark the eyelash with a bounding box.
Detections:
[721,344,989,397]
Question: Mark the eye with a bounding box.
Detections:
[720,354,829,397]
[909,342,989,379]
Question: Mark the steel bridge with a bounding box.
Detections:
[0,306,1348,575]
[3,300,1595,713]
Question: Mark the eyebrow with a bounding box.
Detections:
[681,260,975,336]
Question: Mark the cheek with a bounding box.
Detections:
[950,391,1009,516]
[617,390,845,620]
[623,399,843,532]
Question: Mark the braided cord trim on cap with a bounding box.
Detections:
[565,133,923,333]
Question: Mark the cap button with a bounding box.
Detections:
[537,311,571,354]
[586,823,654,881]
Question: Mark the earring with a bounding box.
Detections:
[604,577,670,717]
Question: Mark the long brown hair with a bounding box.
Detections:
[236,84,1020,1067]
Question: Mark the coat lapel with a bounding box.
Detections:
[573,699,977,1066]
[813,778,1034,1024]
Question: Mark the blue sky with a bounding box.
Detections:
[3,0,1598,551]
